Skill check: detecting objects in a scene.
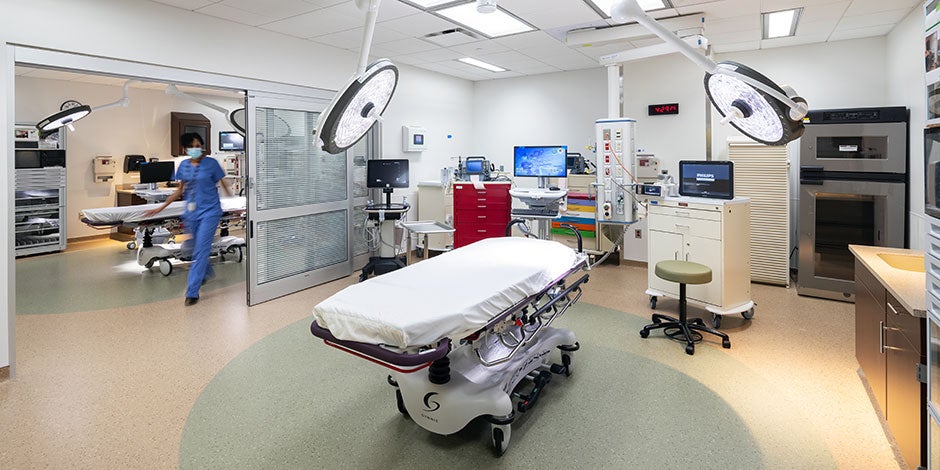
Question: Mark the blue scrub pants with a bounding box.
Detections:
[184,212,221,299]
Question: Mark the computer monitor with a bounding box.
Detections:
[219,131,245,152]
[367,159,409,188]
[139,161,175,184]
[514,146,567,178]
[465,157,485,175]
[678,160,734,199]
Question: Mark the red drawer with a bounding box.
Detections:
[453,184,510,204]
[455,212,509,226]
[455,224,507,248]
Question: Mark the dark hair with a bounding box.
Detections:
[180,132,205,148]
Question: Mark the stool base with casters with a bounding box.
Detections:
[640,260,731,356]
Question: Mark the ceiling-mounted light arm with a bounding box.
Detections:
[165,84,230,116]
[355,0,382,75]
[93,79,138,112]
[611,0,807,121]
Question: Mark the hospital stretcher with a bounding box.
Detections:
[79,197,247,276]
[310,237,590,456]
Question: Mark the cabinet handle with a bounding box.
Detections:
[675,224,690,229]
[685,253,689,261]
[477,229,487,233]
[886,302,898,315]
[478,205,487,209]
[879,320,884,354]
[674,251,679,260]
[675,210,690,217]
[477,215,486,219]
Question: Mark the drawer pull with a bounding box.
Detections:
[675,210,690,217]
[477,198,487,201]
[477,229,487,233]
[477,215,487,219]
[478,205,487,209]
[879,320,884,354]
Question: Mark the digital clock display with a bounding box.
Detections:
[648,103,679,116]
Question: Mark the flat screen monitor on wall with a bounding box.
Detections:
[678,160,734,199]
[219,131,245,152]
[513,146,567,178]
[139,161,176,184]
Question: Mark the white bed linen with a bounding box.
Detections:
[313,237,582,349]
[81,197,246,224]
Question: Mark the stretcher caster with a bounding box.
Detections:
[742,308,755,320]
[160,259,173,276]
[711,314,722,329]
[649,295,657,309]
[127,241,137,250]
[235,246,244,263]
[144,259,155,269]
[491,424,510,457]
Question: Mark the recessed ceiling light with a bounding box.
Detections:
[762,8,802,39]
[437,3,534,38]
[458,57,507,72]
[402,0,459,8]
[586,0,672,18]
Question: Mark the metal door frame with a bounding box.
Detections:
[246,92,355,305]
[797,179,906,301]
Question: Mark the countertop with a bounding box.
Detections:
[849,244,926,318]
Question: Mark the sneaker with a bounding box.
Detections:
[184,297,198,306]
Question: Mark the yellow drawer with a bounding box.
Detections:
[648,214,721,239]
[648,204,722,221]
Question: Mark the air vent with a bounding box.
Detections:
[422,28,480,47]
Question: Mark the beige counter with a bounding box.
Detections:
[849,244,926,318]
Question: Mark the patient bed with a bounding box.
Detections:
[311,237,589,456]
[80,197,247,275]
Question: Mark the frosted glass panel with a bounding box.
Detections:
[256,210,348,284]
[254,107,347,210]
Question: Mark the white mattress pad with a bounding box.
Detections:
[81,197,246,224]
[312,237,583,349]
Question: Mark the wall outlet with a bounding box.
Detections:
[635,229,642,239]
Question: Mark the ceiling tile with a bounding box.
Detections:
[703,30,762,46]
[704,16,757,36]
[494,30,563,51]
[196,3,279,26]
[312,25,409,50]
[404,47,464,62]
[801,1,850,21]
[389,53,430,65]
[510,63,561,75]
[372,37,440,55]
[678,0,759,20]
[760,33,831,50]
[711,40,761,53]
[259,3,363,38]
[845,0,920,16]
[379,12,459,37]
[517,42,582,60]
[577,41,634,59]
[150,0,217,10]
[537,48,600,69]
[450,39,511,56]
[828,24,894,41]
[837,8,911,30]
[477,50,544,69]
[215,0,318,19]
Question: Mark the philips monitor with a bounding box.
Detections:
[367,159,410,188]
[219,131,245,152]
[465,157,485,175]
[514,146,568,178]
[678,160,734,199]
[139,161,176,184]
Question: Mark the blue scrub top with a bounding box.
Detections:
[176,156,226,219]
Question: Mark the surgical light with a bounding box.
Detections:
[762,8,802,39]
[316,0,399,154]
[36,79,137,133]
[458,57,506,72]
[609,0,808,146]
[436,2,534,38]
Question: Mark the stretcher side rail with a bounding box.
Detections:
[310,322,451,370]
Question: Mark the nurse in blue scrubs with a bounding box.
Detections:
[146,132,232,306]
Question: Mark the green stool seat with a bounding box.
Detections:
[655,260,712,285]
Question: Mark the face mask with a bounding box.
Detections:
[187,147,203,158]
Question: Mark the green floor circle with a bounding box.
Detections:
[180,303,835,469]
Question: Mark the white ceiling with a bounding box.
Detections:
[148,0,919,81]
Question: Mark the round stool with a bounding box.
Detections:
[639,260,730,355]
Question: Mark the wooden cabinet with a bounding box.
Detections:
[453,182,510,248]
[646,197,751,314]
[170,112,211,157]
[855,261,926,469]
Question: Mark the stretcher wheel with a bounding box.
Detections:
[236,246,244,263]
[742,308,755,320]
[144,259,155,269]
[711,314,722,329]
[649,296,657,309]
[127,241,137,250]
[395,389,408,417]
[491,424,510,457]
[160,260,173,276]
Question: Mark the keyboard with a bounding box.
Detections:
[512,208,559,217]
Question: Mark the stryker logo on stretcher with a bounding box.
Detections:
[696,173,716,182]
[423,392,441,412]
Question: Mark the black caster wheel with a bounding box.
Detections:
[711,314,722,329]
[236,246,244,263]
[492,427,508,457]
[395,389,408,417]
[144,259,155,269]
[639,328,650,338]
[685,344,695,355]
[722,339,731,349]
[126,241,137,250]
[742,308,755,320]
[649,296,657,309]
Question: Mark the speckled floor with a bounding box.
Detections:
[0,243,901,469]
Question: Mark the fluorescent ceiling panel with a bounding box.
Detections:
[762,8,802,39]
[404,0,457,7]
[458,57,507,72]
[586,0,672,18]
[437,3,534,38]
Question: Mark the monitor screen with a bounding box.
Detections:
[465,158,484,175]
[678,160,734,199]
[367,159,409,188]
[219,131,245,152]
[514,146,567,178]
[139,161,176,184]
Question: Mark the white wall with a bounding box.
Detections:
[887,7,927,250]
[472,67,608,183]
[15,77,245,239]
